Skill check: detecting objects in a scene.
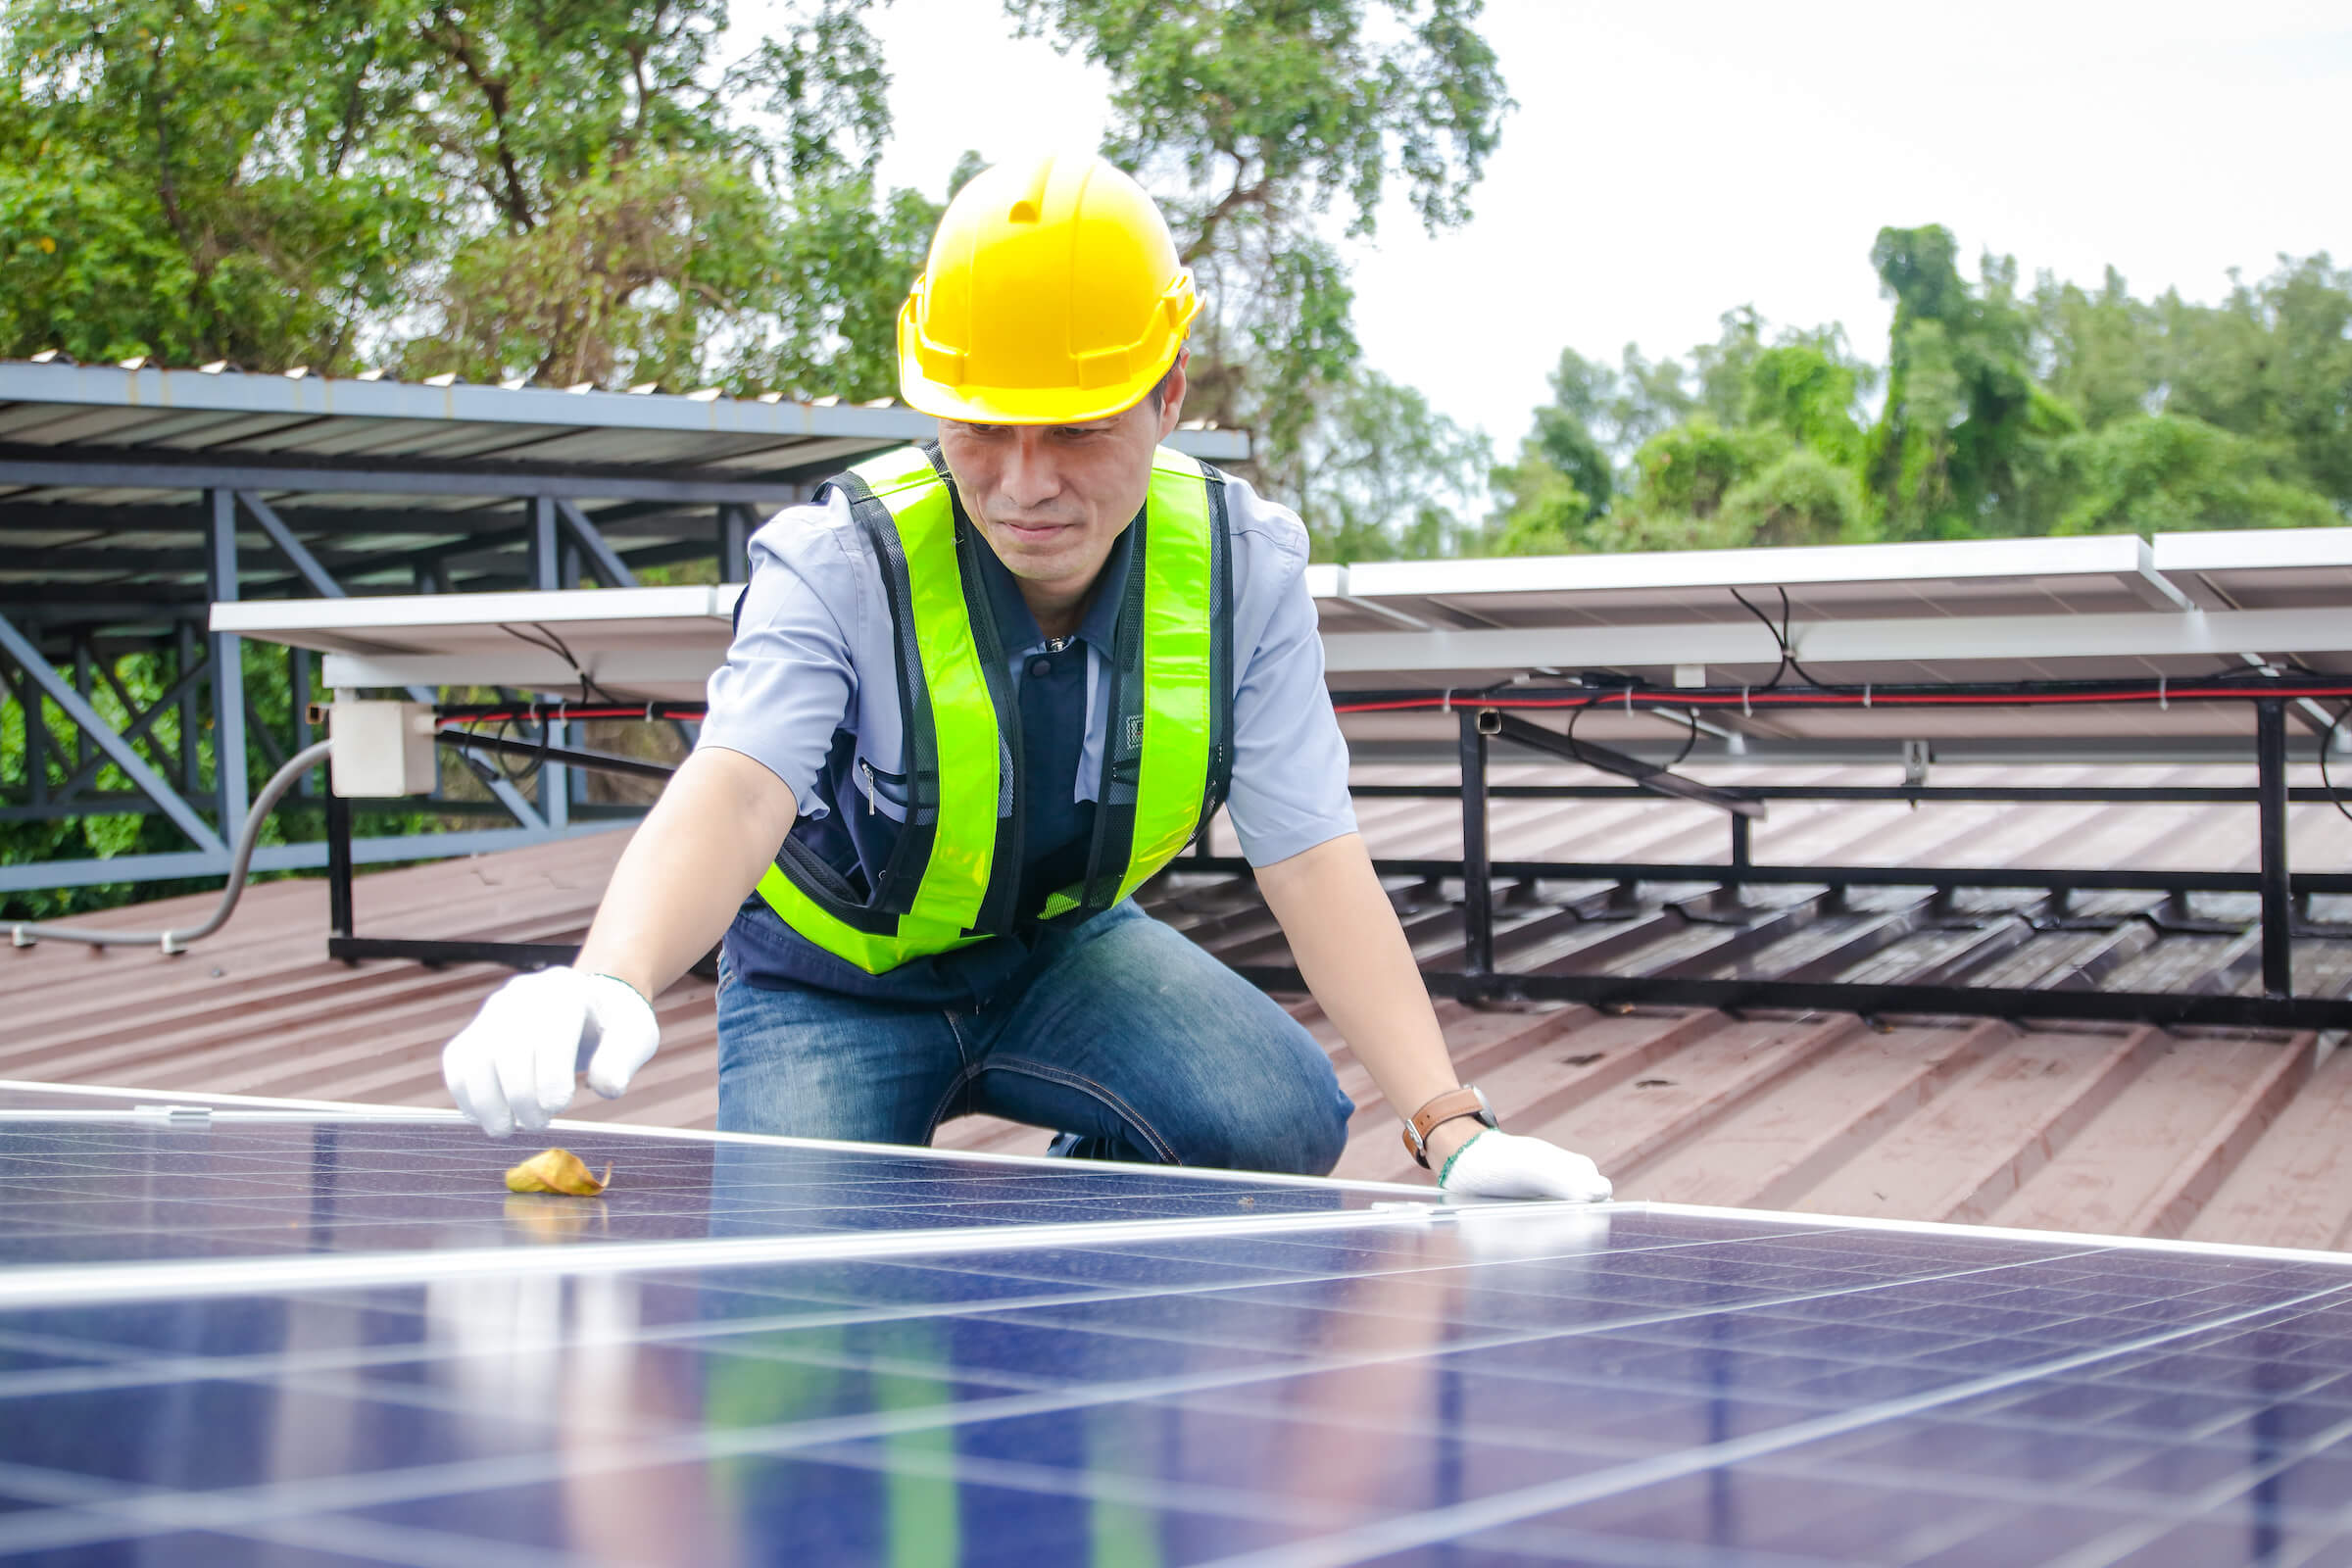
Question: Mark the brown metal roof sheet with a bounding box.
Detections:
[7,763,2350,1251]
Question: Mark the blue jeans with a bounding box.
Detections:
[714,901,1353,1175]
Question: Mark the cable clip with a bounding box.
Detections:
[1625,685,1635,713]
[645,701,657,721]
[1863,683,1873,709]
[1741,686,1751,717]
[1440,688,1453,713]
[2159,677,2168,711]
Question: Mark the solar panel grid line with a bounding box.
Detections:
[1658,1200,2352,1271]
[0,1080,1442,1196]
[0,1219,1898,1408]
[10,1094,2352,1563]
[0,1218,2140,1558]
[0,1200,1468,1310]
[1183,1276,2352,1568]
[0,1459,600,1568]
[18,1241,2332,1568]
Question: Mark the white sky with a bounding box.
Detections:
[738,0,2352,451]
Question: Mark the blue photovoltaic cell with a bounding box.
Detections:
[2,1092,2351,1565]
[0,1119,1399,1267]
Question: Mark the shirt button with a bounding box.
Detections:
[1027,656,1054,679]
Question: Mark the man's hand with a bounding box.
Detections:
[1439,1130,1613,1202]
[442,969,660,1137]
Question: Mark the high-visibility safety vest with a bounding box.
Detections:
[756,442,1236,973]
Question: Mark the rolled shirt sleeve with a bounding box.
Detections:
[695,492,864,818]
[1219,478,1359,866]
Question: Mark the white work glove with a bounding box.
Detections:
[1439,1129,1613,1202]
[441,968,660,1137]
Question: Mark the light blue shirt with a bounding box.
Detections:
[698,466,1357,867]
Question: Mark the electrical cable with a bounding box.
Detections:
[1725,585,1828,688]
[1558,685,1700,779]
[499,622,626,709]
[2322,703,2352,826]
[9,738,335,954]
[492,623,626,784]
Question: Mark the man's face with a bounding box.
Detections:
[935,357,1186,597]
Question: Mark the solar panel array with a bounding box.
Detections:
[4,1083,2351,1566]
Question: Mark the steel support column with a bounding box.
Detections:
[2257,697,2293,998]
[1458,708,1494,979]
[205,490,249,834]
[325,788,354,944]
[529,498,568,830]
[1725,812,1752,907]
[718,505,753,583]
[174,618,201,797]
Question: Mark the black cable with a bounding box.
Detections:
[500,622,625,708]
[2323,703,2352,826]
[1728,586,1828,689]
[1560,686,1699,779]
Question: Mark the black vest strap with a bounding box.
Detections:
[766,461,943,936]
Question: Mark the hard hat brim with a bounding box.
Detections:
[896,303,1182,425]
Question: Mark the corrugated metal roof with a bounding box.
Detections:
[10,762,2350,1251]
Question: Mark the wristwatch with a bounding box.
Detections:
[1401,1084,1498,1168]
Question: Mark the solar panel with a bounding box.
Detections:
[5,1080,2350,1566]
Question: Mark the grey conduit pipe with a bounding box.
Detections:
[9,737,336,954]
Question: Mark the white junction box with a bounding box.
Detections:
[326,700,438,797]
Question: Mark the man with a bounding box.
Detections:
[440,153,1610,1202]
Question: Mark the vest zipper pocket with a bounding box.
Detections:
[858,758,912,817]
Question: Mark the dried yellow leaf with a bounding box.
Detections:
[503,1148,611,1196]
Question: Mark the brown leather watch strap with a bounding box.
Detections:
[1400,1085,1497,1168]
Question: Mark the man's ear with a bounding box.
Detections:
[1155,349,1190,439]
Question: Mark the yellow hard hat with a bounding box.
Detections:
[898,153,1199,424]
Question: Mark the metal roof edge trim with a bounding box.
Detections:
[2151,525,2352,573]
[0,360,1251,460]
[1327,534,2153,600]
[211,585,732,635]
[1,360,931,439]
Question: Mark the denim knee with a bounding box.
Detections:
[1207,1023,1352,1177]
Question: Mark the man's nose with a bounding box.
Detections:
[997,430,1062,511]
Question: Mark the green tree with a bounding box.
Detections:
[1718,449,1867,548]
[2157,256,2352,512]
[0,0,429,368]
[1863,225,2081,539]
[2049,415,2338,535]
[1007,0,1509,464]
[2035,266,2159,430]
[1291,370,1487,562]
[0,0,934,395]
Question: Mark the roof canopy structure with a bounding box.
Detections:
[0,357,1248,893]
[0,358,1249,615]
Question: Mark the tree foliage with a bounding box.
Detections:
[1487,236,2350,557]
[0,0,932,396]
[1287,370,1487,563]
[1009,0,1509,544]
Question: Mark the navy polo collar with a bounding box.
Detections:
[968,514,1139,657]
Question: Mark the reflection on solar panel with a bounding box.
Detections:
[5,1081,2351,1566]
